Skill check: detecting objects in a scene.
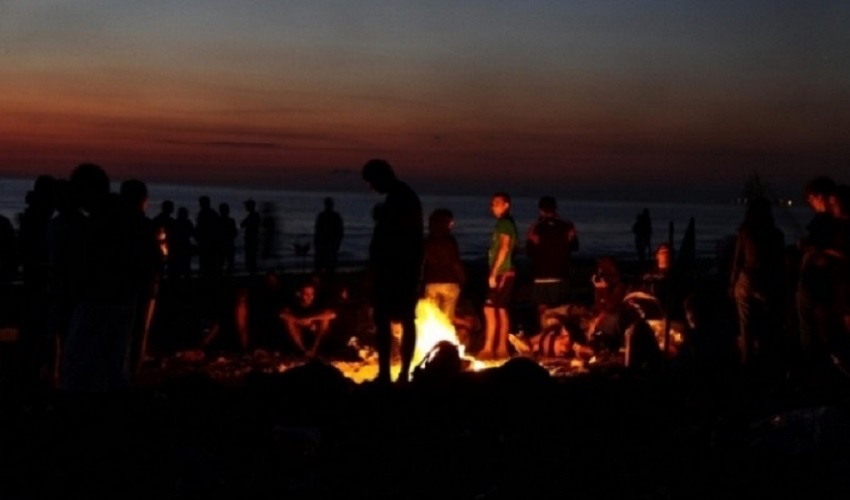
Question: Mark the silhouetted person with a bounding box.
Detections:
[0,211,17,339]
[525,196,579,332]
[19,175,56,288]
[481,192,518,360]
[218,202,238,277]
[314,197,344,275]
[637,244,672,299]
[826,184,850,372]
[119,179,160,374]
[195,196,220,281]
[0,213,16,284]
[589,256,629,350]
[171,207,194,281]
[239,270,286,351]
[261,201,278,262]
[151,200,175,278]
[623,319,664,374]
[797,176,838,381]
[0,211,17,335]
[18,175,56,388]
[678,216,697,297]
[241,199,261,276]
[60,165,150,391]
[45,179,81,387]
[633,208,652,269]
[362,159,423,384]
[422,208,465,323]
[729,197,785,373]
[675,291,738,392]
[279,280,337,358]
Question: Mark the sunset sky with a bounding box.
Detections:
[1,1,848,200]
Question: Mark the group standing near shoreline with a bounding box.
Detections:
[0,163,848,394]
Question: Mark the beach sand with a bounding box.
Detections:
[1,256,848,498]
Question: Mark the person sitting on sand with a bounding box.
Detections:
[636,243,671,299]
[279,280,337,358]
[587,257,629,350]
[508,324,594,358]
[509,326,572,358]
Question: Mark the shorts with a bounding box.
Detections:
[532,279,566,307]
[485,272,515,309]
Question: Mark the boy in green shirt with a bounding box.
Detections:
[480,192,518,360]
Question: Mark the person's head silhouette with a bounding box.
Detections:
[362,159,396,194]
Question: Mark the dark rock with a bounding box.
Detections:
[411,340,462,386]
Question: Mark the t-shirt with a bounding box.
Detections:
[488,216,517,275]
[526,216,577,280]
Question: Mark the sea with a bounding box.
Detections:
[0,177,812,270]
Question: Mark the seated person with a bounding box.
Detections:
[623,319,665,373]
[637,243,671,298]
[279,280,337,358]
[509,326,571,358]
[509,308,595,359]
[587,256,629,350]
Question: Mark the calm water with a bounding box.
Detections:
[0,177,811,269]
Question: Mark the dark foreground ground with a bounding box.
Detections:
[1,257,849,499]
[1,360,849,500]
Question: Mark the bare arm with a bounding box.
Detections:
[489,233,512,288]
[305,310,337,322]
[280,308,336,325]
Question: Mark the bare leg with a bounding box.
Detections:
[306,319,332,358]
[481,306,497,359]
[496,307,510,358]
[375,318,392,384]
[283,319,308,354]
[444,285,460,324]
[397,317,417,383]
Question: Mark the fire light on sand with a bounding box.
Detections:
[162,298,603,385]
[329,299,502,383]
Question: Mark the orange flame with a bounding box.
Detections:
[412,299,467,368]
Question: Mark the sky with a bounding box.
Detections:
[1,1,849,201]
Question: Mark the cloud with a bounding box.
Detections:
[206,141,279,150]
[159,140,280,150]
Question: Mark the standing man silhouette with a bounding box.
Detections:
[525,196,578,331]
[241,199,261,277]
[633,208,652,269]
[362,159,423,384]
[314,197,344,276]
[195,196,220,281]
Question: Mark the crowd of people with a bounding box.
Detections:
[0,162,848,395]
